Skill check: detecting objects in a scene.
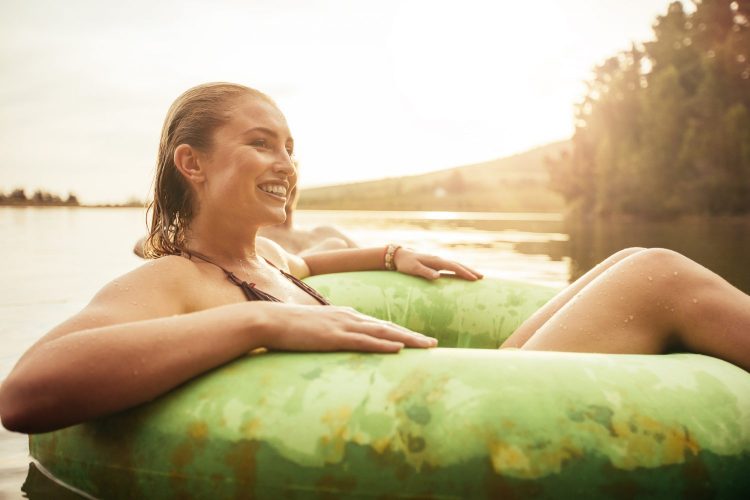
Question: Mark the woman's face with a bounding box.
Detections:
[198,95,297,226]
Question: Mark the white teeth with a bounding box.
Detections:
[258,184,287,197]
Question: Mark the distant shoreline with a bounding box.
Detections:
[3,204,749,224]
[0,202,145,209]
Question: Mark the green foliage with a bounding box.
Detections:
[548,0,750,217]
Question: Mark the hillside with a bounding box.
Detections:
[297,140,570,212]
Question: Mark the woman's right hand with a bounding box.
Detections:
[256,303,437,353]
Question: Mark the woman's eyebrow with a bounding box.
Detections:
[241,126,275,136]
[240,127,293,143]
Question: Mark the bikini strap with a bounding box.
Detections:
[279,269,330,305]
[185,250,328,304]
[262,257,330,305]
[185,250,231,274]
[185,250,283,302]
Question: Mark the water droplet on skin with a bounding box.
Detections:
[648,276,653,281]
[133,370,139,376]
[624,319,629,323]
[692,298,698,303]
[670,308,675,312]
[673,271,679,276]
[629,315,634,320]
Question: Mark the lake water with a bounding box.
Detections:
[1,207,748,498]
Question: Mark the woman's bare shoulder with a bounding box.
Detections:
[121,254,200,285]
[136,254,200,275]
[27,256,204,350]
[257,237,291,271]
[90,255,203,313]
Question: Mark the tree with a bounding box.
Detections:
[547,0,750,218]
[9,188,27,201]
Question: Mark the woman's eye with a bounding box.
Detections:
[251,139,268,148]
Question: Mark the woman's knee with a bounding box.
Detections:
[636,248,691,271]
[614,247,647,259]
[599,247,647,268]
[627,248,713,292]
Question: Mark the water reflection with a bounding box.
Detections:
[297,210,571,288]
[565,216,750,293]
[299,210,750,293]
[512,240,568,262]
[22,463,89,499]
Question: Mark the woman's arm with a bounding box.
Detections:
[0,302,272,433]
[0,258,435,433]
[260,235,482,282]
[300,247,483,281]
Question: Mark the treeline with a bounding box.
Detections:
[547,0,750,217]
[0,188,80,206]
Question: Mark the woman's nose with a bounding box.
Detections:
[272,153,295,175]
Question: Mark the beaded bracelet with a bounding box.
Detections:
[384,244,402,271]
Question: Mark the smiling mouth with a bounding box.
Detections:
[258,184,288,201]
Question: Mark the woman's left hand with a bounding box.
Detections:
[393,248,484,281]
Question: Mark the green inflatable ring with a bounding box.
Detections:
[28,272,750,498]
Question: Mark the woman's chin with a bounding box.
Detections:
[258,207,287,227]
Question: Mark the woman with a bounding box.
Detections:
[0,83,748,434]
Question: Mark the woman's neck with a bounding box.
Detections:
[282,209,294,228]
[185,210,261,264]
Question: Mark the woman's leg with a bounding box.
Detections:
[501,247,646,348]
[518,248,750,372]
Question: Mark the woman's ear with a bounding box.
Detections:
[174,144,206,184]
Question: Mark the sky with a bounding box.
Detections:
[0,0,679,204]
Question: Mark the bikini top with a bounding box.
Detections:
[186,250,330,306]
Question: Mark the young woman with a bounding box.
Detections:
[0,83,748,434]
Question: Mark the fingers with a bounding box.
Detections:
[418,255,484,281]
[323,307,438,350]
[412,262,442,280]
[394,249,484,281]
[443,261,484,281]
[336,333,405,353]
[267,304,437,354]
[456,263,484,280]
[338,307,437,348]
[354,321,437,348]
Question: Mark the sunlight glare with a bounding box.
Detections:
[388,0,566,123]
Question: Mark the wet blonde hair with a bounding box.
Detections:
[144,82,274,258]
